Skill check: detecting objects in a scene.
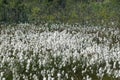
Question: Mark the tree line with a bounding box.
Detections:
[0,0,119,26]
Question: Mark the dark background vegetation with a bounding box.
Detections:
[0,0,120,27]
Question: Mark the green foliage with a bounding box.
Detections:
[0,0,119,27]
[30,7,40,21]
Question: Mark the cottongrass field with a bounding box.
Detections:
[0,23,120,80]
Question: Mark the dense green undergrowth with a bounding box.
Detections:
[0,0,120,27]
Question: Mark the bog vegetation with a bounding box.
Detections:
[0,24,120,80]
[0,0,120,80]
